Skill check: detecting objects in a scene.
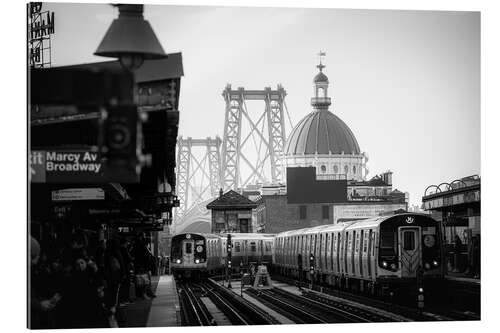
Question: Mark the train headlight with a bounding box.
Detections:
[425,263,431,269]
[433,260,439,266]
[382,261,388,268]
[195,259,200,264]
[390,263,397,270]
[176,259,181,264]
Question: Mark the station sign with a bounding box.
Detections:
[51,188,105,201]
[30,150,105,183]
[30,149,139,183]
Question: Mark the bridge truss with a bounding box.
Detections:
[221,84,291,190]
[174,84,292,226]
[174,136,222,221]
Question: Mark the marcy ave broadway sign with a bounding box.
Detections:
[30,150,105,183]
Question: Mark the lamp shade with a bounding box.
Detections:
[94,4,166,60]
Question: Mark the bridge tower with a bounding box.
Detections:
[175,136,222,221]
[221,84,291,190]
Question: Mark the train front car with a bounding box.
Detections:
[375,214,444,287]
[375,214,441,278]
[170,233,221,279]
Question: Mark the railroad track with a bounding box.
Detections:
[177,282,215,326]
[177,279,279,326]
[271,274,479,321]
[246,287,395,323]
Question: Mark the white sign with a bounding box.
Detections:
[333,203,406,224]
[52,188,105,201]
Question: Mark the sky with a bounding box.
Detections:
[43,2,480,206]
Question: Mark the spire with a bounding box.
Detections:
[317,51,326,72]
[312,51,331,110]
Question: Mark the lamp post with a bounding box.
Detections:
[94,4,167,71]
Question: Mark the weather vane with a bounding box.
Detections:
[317,51,326,71]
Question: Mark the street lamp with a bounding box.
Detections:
[94,4,167,71]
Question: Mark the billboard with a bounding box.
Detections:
[286,167,347,204]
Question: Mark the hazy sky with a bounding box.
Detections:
[43,3,480,206]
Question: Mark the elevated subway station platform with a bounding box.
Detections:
[121,275,180,327]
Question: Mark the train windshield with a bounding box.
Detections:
[172,245,181,257]
[380,231,397,256]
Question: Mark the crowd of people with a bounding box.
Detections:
[29,230,164,329]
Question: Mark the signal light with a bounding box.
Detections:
[195,259,200,264]
[309,253,315,272]
[418,287,424,293]
[101,105,138,159]
[176,259,181,264]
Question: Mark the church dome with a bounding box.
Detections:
[314,71,329,83]
[285,110,361,155]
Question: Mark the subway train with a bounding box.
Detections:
[170,232,275,278]
[273,213,445,295]
[170,233,223,278]
[221,233,275,271]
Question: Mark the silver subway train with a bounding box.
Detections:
[274,213,444,294]
[170,232,275,278]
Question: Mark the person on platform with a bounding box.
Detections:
[30,236,62,329]
[103,238,126,310]
[132,234,156,299]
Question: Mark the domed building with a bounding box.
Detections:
[284,59,367,181]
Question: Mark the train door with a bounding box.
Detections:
[326,233,331,272]
[362,230,371,278]
[332,233,338,275]
[370,231,377,278]
[182,238,195,265]
[354,230,361,276]
[398,226,422,278]
[345,231,352,275]
[318,234,323,271]
[361,230,369,278]
[358,230,363,277]
[340,232,346,275]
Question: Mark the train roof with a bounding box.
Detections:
[172,232,220,240]
[220,233,275,240]
[276,213,435,237]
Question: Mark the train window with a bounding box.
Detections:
[185,242,192,254]
[250,242,256,252]
[172,245,181,257]
[403,231,416,251]
[380,232,396,248]
[235,242,241,252]
[265,241,271,252]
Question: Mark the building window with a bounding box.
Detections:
[299,205,307,219]
[317,87,325,98]
[333,165,338,173]
[344,165,349,174]
[320,165,326,173]
[353,166,356,174]
[322,205,329,219]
